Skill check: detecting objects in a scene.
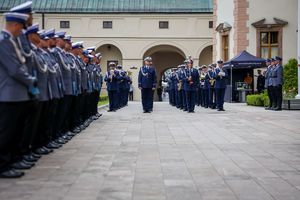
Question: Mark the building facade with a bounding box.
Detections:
[0,0,214,100]
[213,0,298,64]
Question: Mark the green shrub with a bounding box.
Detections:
[283,58,298,98]
[99,95,108,102]
[246,91,269,107]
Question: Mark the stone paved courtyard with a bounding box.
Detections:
[0,102,300,200]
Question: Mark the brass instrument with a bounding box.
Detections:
[177,80,183,91]
[188,76,194,85]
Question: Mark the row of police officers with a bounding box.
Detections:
[167,58,228,113]
[104,62,132,112]
[0,1,104,178]
[264,56,284,111]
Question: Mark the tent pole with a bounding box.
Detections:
[231,65,233,103]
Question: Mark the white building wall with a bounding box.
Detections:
[215,0,235,60]
[248,0,298,63]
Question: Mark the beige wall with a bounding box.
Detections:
[248,0,298,64]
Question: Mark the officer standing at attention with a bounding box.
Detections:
[271,56,283,111]
[183,59,199,113]
[0,11,37,178]
[264,59,273,110]
[148,58,156,112]
[138,57,157,113]
[10,1,42,171]
[214,60,228,111]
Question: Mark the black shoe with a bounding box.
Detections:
[0,169,24,178]
[265,107,272,110]
[56,138,67,144]
[11,161,33,170]
[92,116,98,120]
[274,107,282,111]
[79,124,85,130]
[61,135,72,141]
[22,159,35,166]
[46,142,61,149]
[34,147,49,155]
[23,154,39,162]
[188,111,195,113]
[42,146,53,153]
[72,127,81,134]
[66,131,76,137]
[107,109,114,112]
[30,152,42,159]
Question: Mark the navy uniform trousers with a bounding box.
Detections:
[216,88,226,110]
[141,88,153,111]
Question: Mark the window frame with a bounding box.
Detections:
[256,27,282,58]
[159,21,169,29]
[103,21,113,29]
[221,33,229,62]
[60,21,70,29]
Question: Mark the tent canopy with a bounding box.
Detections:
[223,50,266,69]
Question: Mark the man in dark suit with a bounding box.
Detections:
[256,70,265,94]
[214,60,228,111]
[138,57,157,113]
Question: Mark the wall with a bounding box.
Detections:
[215,0,235,60]
[248,0,298,64]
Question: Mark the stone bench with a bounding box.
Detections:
[283,99,300,110]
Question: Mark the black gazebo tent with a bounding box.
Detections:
[223,50,266,69]
[223,50,266,102]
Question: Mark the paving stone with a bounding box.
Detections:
[0,102,300,200]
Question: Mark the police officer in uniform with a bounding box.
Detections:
[264,59,273,110]
[214,60,228,111]
[105,62,119,112]
[183,59,199,113]
[271,56,283,111]
[0,11,37,178]
[138,57,157,113]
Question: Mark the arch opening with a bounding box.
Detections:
[199,45,213,66]
[96,44,123,73]
[143,45,186,101]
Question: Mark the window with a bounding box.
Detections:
[222,35,229,61]
[260,31,279,59]
[209,21,213,28]
[103,21,112,29]
[159,21,169,29]
[60,21,70,29]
